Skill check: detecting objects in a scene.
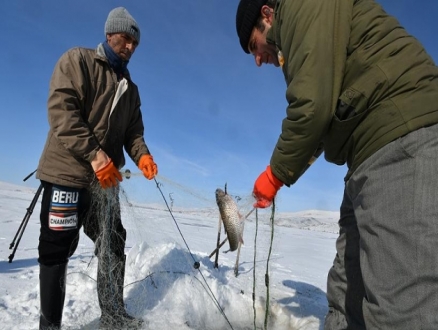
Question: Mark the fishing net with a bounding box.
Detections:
[64,170,319,330]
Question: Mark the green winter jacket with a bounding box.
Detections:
[37,44,150,188]
[268,0,438,185]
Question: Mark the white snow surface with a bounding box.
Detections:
[0,180,340,330]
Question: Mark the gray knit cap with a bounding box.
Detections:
[105,7,140,43]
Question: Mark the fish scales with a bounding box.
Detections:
[215,188,244,252]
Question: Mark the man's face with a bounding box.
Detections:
[106,33,138,61]
[247,21,279,67]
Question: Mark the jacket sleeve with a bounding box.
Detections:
[123,87,151,165]
[270,0,352,186]
[47,48,100,163]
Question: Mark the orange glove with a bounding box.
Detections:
[138,154,158,180]
[94,160,123,189]
[253,165,283,208]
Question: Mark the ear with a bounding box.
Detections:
[261,5,273,22]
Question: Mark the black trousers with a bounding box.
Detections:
[38,181,126,266]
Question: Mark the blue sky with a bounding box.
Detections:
[1,0,437,212]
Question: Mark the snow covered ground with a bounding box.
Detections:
[0,179,340,330]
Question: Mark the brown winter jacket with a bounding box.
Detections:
[267,0,438,185]
[37,43,150,188]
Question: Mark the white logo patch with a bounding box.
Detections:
[49,212,78,231]
[52,190,79,204]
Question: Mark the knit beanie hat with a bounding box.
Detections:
[105,7,140,44]
[236,0,268,54]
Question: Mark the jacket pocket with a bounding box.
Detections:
[323,88,369,165]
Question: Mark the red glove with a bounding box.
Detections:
[95,160,123,189]
[138,154,158,180]
[253,165,283,208]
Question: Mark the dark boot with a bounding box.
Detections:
[39,262,68,330]
[97,254,143,329]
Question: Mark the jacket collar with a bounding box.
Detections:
[95,43,131,81]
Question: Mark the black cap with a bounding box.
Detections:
[236,0,268,54]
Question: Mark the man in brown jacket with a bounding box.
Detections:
[36,7,157,330]
[236,0,438,329]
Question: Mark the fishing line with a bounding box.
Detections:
[104,190,116,312]
[101,187,123,316]
[152,177,235,330]
[251,201,276,330]
[264,199,276,330]
[252,208,259,330]
[155,174,212,204]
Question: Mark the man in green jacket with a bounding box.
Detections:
[36,7,157,330]
[236,0,438,329]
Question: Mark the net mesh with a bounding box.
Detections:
[64,172,317,330]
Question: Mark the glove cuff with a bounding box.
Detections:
[266,165,283,189]
[95,159,112,174]
[138,154,153,167]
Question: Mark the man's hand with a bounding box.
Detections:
[138,154,158,180]
[91,149,122,188]
[253,165,283,208]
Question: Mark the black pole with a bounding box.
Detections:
[8,183,43,263]
[23,169,37,182]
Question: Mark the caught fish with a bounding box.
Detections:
[215,187,245,252]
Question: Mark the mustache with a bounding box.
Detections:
[120,49,132,57]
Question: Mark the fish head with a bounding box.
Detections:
[215,188,226,200]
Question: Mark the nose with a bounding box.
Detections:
[254,54,263,67]
[127,40,139,52]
